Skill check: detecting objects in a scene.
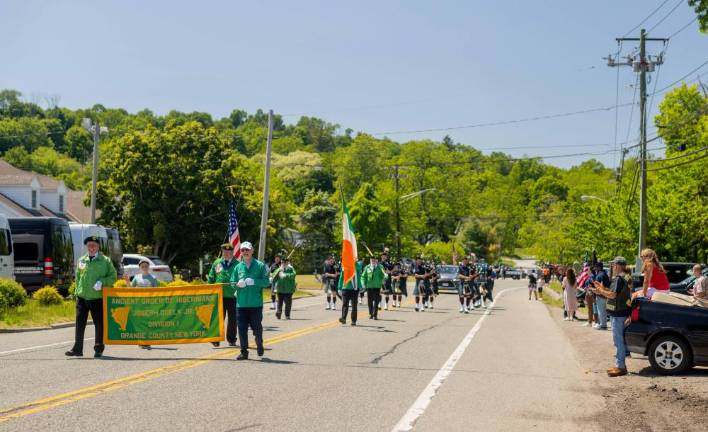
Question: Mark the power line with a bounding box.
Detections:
[623,0,671,37]
[667,16,699,39]
[647,0,684,34]
[653,59,708,93]
[648,145,708,162]
[646,150,708,170]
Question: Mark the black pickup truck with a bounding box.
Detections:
[625,298,708,375]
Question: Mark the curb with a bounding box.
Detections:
[0,321,92,334]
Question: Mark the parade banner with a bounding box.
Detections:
[103,285,224,345]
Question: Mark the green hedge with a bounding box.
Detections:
[32,286,64,306]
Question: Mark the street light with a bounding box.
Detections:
[580,195,609,204]
[81,118,108,224]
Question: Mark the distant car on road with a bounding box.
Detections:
[435,265,459,292]
[625,297,708,375]
[122,254,173,283]
[505,268,523,280]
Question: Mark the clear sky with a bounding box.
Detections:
[1,0,706,168]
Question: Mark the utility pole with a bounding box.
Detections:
[394,164,401,260]
[608,29,667,268]
[90,121,100,224]
[257,110,274,261]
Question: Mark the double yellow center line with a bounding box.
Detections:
[0,319,339,424]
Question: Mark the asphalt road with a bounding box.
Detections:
[0,279,604,431]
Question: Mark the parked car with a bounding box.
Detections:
[105,228,124,279]
[9,217,75,292]
[0,215,14,280]
[625,297,708,375]
[435,265,459,292]
[122,254,174,283]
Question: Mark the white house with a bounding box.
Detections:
[0,160,95,222]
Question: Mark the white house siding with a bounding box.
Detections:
[1,186,35,210]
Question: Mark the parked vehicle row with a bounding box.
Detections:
[2,216,133,294]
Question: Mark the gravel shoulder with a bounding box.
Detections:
[545,304,708,432]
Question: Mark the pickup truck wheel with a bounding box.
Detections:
[648,335,692,375]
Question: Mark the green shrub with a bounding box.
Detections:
[68,280,76,298]
[32,286,64,306]
[0,278,28,308]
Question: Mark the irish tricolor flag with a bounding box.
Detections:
[341,197,358,289]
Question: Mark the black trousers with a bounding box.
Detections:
[276,293,293,317]
[237,307,263,354]
[71,297,104,354]
[367,289,381,318]
[223,297,237,344]
[484,285,494,302]
[341,290,358,323]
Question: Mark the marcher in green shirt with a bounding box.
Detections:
[271,257,297,320]
[231,241,269,360]
[207,243,239,347]
[66,235,117,358]
[362,256,386,320]
[338,259,362,325]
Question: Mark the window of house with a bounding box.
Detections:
[59,195,64,213]
[31,190,37,208]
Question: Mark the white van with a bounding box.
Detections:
[69,223,108,267]
[0,215,15,280]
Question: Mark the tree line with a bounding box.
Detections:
[0,83,705,273]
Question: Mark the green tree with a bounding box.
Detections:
[348,182,391,250]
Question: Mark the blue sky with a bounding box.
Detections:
[1,0,705,168]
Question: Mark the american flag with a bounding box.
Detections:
[228,201,241,259]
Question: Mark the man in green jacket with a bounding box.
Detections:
[207,243,239,347]
[231,241,270,360]
[271,257,297,320]
[66,236,117,358]
[338,259,362,326]
[362,256,386,320]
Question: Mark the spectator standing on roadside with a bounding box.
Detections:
[633,248,669,300]
[528,270,538,300]
[591,256,632,377]
[562,268,578,321]
[592,262,610,330]
[688,264,707,300]
[580,264,596,327]
[536,270,544,299]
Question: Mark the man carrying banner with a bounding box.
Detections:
[362,255,386,320]
[338,260,362,325]
[272,257,297,319]
[65,236,117,358]
[339,198,361,325]
[232,241,270,360]
[207,243,239,347]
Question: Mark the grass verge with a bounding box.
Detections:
[0,299,75,329]
[541,280,564,308]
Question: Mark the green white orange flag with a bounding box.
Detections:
[341,197,358,288]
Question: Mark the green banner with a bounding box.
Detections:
[102,285,224,345]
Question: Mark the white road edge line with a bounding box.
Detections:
[0,296,327,357]
[391,287,520,432]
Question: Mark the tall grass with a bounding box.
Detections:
[1,299,75,328]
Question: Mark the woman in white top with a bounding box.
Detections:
[130,259,159,349]
[562,268,578,321]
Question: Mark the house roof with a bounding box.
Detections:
[66,190,99,223]
[0,192,40,216]
[0,160,37,186]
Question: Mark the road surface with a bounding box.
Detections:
[0,279,604,431]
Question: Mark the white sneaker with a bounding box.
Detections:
[459,305,464,313]
[358,298,362,305]
[415,305,420,312]
[384,304,388,310]
[429,304,434,309]
[563,317,570,321]
[464,306,470,314]
[331,303,336,310]
[326,304,331,310]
